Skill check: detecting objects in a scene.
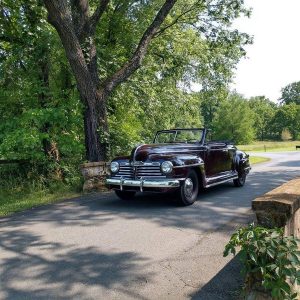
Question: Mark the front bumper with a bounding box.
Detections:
[106,178,180,192]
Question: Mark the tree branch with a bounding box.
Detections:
[71,0,90,38]
[43,0,98,103]
[155,0,203,37]
[90,0,110,34]
[103,0,177,94]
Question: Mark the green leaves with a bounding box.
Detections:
[211,93,255,144]
[280,81,300,105]
[224,224,300,299]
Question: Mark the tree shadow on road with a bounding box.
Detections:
[0,229,151,299]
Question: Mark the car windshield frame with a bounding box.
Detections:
[153,128,205,144]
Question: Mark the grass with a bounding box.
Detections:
[0,163,83,217]
[238,140,300,152]
[0,185,81,217]
[250,156,271,165]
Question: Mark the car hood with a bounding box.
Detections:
[131,143,202,162]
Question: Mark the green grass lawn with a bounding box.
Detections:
[250,156,271,165]
[238,140,300,152]
[0,186,80,217]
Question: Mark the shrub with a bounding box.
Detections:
[224,224,300,300]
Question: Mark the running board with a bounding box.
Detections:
[205,176,238,188]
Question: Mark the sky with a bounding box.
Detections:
[232,0,300,102]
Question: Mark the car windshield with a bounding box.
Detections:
[154,129,204,144]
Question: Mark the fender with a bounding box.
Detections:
[170,155,206,186]
[234,150,251,175]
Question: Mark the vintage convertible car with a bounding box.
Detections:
[106,128,250,206]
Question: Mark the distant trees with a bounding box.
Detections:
[272,103,300,140]
[207,89,300,143]
[280,81,300,105]
[212,93,255,144]
[248,96,276,141]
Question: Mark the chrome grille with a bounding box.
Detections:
[136,165,165,178]
[112,163,166,179]
[114,165,134,179]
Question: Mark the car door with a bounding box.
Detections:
[204,142,231,176]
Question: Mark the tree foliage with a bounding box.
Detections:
[248,96,276,141]
[41,0,252,161]
[212,93,255,144]
[280,81,300,105]
[272,103,300,140]
[0,0,252,166]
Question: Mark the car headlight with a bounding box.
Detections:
[110,161,119,173]
[161,161,173,174]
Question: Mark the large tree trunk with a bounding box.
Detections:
[83,91,108,162]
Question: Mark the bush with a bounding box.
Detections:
[281,129,292,141]
[224,224,300,300]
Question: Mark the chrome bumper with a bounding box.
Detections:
[106,178,180,192]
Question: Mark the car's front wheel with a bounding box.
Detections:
[115,190,136,200]
[178,170,199,206]
[233,172,246,187]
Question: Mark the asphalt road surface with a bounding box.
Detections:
[0,152,299,300]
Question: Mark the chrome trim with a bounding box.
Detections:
[140,177,144,192]
[120,161,161,167]
[120,177,124,191]
[173,163,204,168]
[106,178,180,189]
[209,148,228,151]
[206,171,238,182]
[205,176,238,188]
[133,145,144,164]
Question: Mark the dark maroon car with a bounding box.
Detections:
[106,128,250,206]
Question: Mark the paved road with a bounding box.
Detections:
[0,152,299,300]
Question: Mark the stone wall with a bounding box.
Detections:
[80,161,110,192]
[252,178,300,238]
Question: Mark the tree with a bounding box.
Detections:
[0,0,84,175]
[212,93,255,144]
[272,103,300,140]
[248,96,276,140]
[42,0,177,162]
[200,87,229,128]
[280,81,300,105]
[43,0,251,162]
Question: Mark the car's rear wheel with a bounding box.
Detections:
[115,190,136,200]
[178,170,199,206]
[233,172,246,187]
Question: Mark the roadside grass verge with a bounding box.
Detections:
[250,156,271,165]
[0,184,81,217]
[238,140,300,152]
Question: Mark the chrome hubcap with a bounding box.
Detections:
[184,178,194,198]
